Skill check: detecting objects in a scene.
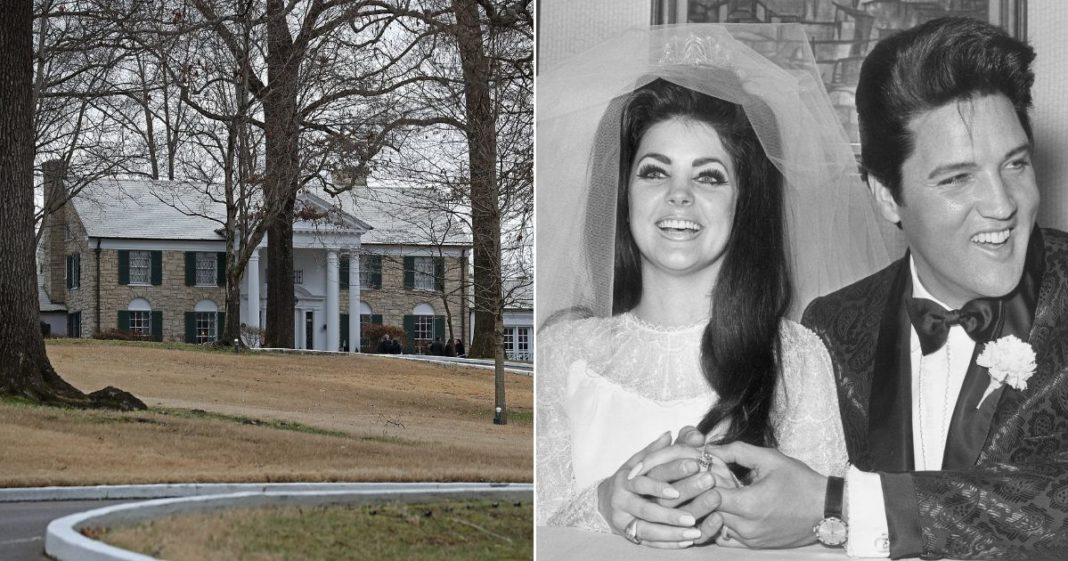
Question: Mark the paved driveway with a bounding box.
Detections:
[0,499,131,561]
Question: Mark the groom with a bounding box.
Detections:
[683,17,1068,559]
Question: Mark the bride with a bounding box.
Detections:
[536,24,890,548]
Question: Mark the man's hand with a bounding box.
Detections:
[643,426,722,509]
[700,441,828,549]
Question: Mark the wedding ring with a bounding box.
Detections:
[624,518,642,545]
[698,446,714,471]
[720,526,732,542]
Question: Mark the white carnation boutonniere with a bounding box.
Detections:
[976,335,1037,409]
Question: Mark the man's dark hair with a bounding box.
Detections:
[857,16,1036,202]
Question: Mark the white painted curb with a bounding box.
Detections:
[0,481,512,502]
[45,483,532,561]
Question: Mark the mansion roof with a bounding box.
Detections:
[72,178,224,241]
[66,178,470,249]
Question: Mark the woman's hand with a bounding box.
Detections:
[596,431,706,548]
[640,426,744,546]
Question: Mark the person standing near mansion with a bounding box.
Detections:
[690,17,1068,559]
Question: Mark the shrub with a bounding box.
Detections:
[363,324,406,352]
[93,328,154,342]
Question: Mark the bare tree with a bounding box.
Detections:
[381,0,532,422]
[179,0,451,348]
[1,1,143,410]
[32,0,152,240]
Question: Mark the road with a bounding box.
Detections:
[0,499,131,561]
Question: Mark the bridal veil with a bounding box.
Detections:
[536,24,892,327]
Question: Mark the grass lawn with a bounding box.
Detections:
[99,499,533,561]
[0,339,531,486]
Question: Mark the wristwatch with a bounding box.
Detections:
[814,475,848,547]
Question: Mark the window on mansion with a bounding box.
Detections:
[196,253,216,286]
[504,326,531,361]
[339,254,381,290]
[66,253,81,289]
[119,250,162,286]
[129,251,151,285]
[119,298,160,340]
[185,300,222,344]
[404,303,444,354]
[129,310,151,336]
[404,256,443,292]
[414,314,434,341]
[360,255,382,289]
[185,252,225,287]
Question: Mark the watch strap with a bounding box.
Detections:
[824,476,845,519]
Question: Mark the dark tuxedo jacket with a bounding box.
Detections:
[802,228,1068,560]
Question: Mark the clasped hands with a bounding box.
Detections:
[596,426,828,549]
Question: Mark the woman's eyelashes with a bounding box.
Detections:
[695,168,728,185]
[634,162,729,185]
[636,163,667,180]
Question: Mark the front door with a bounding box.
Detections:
[305,311,314,350]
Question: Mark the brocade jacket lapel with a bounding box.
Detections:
[867,259,914,472]
[982,228,1068,463]
[802,257,908,471]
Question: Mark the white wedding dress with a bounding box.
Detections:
[535,312,849,531]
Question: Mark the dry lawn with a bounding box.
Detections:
[100,499,533,561]
[0,340,531,486]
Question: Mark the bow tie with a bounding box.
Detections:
[906,297,1000,356]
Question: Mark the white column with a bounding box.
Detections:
[294,309,303,349]
[348,253,360,352]
[326,250,339,351]
[247,250,260,329]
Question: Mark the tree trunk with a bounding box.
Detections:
[262,0,299,348]
[452,0,501,362]
[0,4,142,411]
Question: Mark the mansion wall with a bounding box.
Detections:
[95,250,225,341]
[341,253,467,343]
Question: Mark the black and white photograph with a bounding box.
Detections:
[536,1,1068,560]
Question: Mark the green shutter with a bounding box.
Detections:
[216,312,225,341]
[117,310,131,331]
[340,260,349,289]
[434,315,445,339]
[118,250,129,285]
[75,254,80,287]
[372,314,382,325]
[185,312,196,343]
[150,251,163,285]
[434,257,445,292]
[371,256,382,288]
[185,252,196,286]
[151,311,163,341]
[66,255,73,289]
[217,252,226,287]
[403,256,414,289]
[340,313,349,350]
[403,314,415,353]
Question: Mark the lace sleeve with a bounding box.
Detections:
[535,322,611,532]
[773,320,850,477]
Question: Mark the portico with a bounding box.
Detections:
[241,192,371,352]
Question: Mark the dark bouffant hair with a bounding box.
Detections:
[613,79,789,448]
[857,16,1035,202]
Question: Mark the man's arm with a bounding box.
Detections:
[704,441,1068,559]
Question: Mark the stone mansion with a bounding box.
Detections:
[38,163,473,353]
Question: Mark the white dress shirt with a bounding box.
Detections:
[845,258,976,557]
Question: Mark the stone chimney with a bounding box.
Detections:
[43,159,67,304]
